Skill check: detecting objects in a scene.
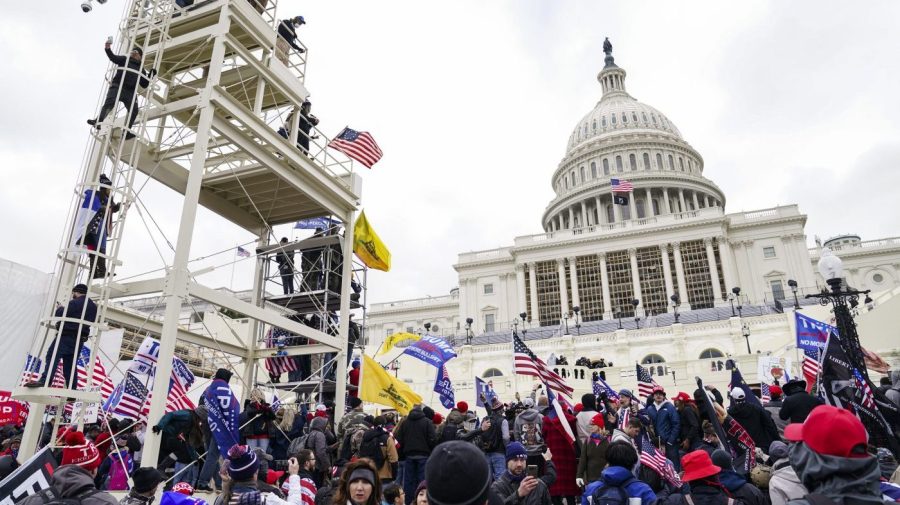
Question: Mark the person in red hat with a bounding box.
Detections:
[782,405,884,505]
[19,431,118,505]
[657,450,731,505]
[673,392,702,453]
[576,413,610,487]
[762,385,788,438]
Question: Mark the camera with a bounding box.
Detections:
[81,0,92,12]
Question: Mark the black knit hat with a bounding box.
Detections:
[72,284,88,294]
[132,467,163,493]
[422,406,435,420]
[348,396,363,409]
[426,441,492,505]
[581,393,597,411]
[214,368,233,382]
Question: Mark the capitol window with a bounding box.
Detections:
[611,114,617,125]
[483,368,503,378]
[763,246,776,258]
[602,117,607,127]
[643,153,651,170]
[679,157,685,171]
[651,114,657,124]
[622,112,627,124]
[483,283,494,295]
[603,159,610,175]
[591,162,597,178]
[698,348,724,359]
[616,156,623,172]
[484,313,495,332]
[656,153,663,170]
[873,273,885,284]
[632,112,638,123]
[642,112,648,122]
[592,120,597,130]
[668,154,675,170]
[580,166,586,181]
[629,154,637,171]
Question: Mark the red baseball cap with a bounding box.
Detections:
[768,385,783,397]
[673,392,692,402]
[680,450,720,482]
[590,413,605,428]
[784,405,868,458]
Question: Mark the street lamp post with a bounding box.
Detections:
[573,306,582,335]
[465,317,473,345]
[787,279,801,310]
[615,308,623,330]
[520,312,529,334]
[730,287,741,317]
[563,312,570,335]
[671,294,681,323]
[632,298,641,329]
[806,248,871,374]
[424,322,431,334]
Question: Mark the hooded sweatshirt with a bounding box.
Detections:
[718,469,768,505]
[886,370,900,408]
[307,416,332,471]
[786,442,885,505]
[581,466,657,505]
[513,408,545,451]
[394,408,435,458]
[18,465,118,505]
[769,456,808,505]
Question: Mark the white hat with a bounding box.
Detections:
[316,404,327,412]
[730,388,746,400]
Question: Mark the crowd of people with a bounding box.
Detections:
[6,373,900,505]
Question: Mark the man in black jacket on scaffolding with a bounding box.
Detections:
[87,39,156,139]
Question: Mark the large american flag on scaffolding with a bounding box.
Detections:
[265,327,298,377]
[512,332,573,397]
[328,127,383,168]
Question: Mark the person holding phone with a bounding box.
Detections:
[491,442,556,505]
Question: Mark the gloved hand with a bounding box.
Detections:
[575,478,585,488]
[152,425,161,434]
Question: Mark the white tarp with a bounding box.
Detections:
[0,259,52,389]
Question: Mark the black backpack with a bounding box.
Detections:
[357,431,386,469]
[590,478,634,505]
[29,488,101,505]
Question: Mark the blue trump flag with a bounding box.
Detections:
[475,376,496,408]
[795,312,835,353]
[433,365,455,409]
[203,378,240,455]
[728,362,762,408]
[401,335,457,368]
[295,217,340,229]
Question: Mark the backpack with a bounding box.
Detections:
[288,433,311,457]
[32,488,101,505]
[590,478,634,505]
[357,432,386,469]
[106,450,134,490]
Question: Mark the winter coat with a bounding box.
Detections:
[243,400,276,438]
[270,416,306,461]
[307,416,332,472]
[156,409,200,463]
[575,410,599,446]
[647,400,680,445]
[482,403,508,455]
[57,295,98,339]
[438,410,465,444]
[18,465,118,505]
[576,435,609,483]
[393,408,435,458]
[678,406,703,449]
[763,400,788,438]
[786,442,885,505]
[778,392,822,424]
[543,413,579,497]
[104,47,152,92]
[719,470,768,505]
[580,466,657,505]
[727,402,779,454]
[514,408,545,451]
[658,481,746,505]
[491,460,557,505]
[768,457,807,505]
[886,370,900,408]
[610,429,637,450]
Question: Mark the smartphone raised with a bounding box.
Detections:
[526,465,538,478]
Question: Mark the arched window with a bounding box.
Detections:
[615,156,623,172]
[592,120,597,131]
[699,349,724,359]
[642,354,666,364]
[642,354,666,377]
[564,176,568,189]
[656,153,663,170]
[643,153,651,170]
[629,154,637,171]
[591,161,597,178]
[622,112,628,124]
[602,116,607,128]
[571,171,576,183]
[611,114,617,125]
[668,154,675,170]
[642,112,648,123]
[583,124,588,135]
[632,112,639,123]
[652,199,660,215]
[483,368,503,378]
[651,114,658,125]
[580,166,585,181]
[679,157,685,171]
[688,159,694,172]
[636,199,646,219]
[603,159,610,175]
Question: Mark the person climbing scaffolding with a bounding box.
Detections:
[87,38,156,140]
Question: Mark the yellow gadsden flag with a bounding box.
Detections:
[376,332,421,356]
[360,355,422,415]
[353,210,391,272]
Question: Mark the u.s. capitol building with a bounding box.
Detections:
[366,47,900,406]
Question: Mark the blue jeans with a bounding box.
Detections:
[173,461,198,486]
[41,337,80,388]
[402,456,428,505]
[197,438,221,489]
[665,442,681,472]
[486,452,506,479]
[247,438,269,452]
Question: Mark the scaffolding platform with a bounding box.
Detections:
[261,379,356,395]
[267,290,362,313]
[12,387,101,405]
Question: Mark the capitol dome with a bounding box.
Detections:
[543,44,725,232]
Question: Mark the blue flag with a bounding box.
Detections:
[433,365,455,409]
[795,312,834,353]
[728,364,762,408]
[203,379,240,455]
[294,216,340,229]
[401,335,457,368]
[593,377,620,401]
[475,376,496,408]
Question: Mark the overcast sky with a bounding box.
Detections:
[2,1,900,306]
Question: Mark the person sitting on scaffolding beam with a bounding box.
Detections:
[25,284,97,389]
[87,39,156,140]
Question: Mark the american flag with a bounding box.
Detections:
[237,246,251,258]
[611,178,634,193]
[271,393,282,412]
[51,360,67,388]
[593,377,620,401]
[141,358,197,420]
[545,382,576,445]
[635,364,659,399]
[75,346,114,402]
[760,383,771,403]
[20,354,42,386]
[328,127,383,168]
[265,328,298,377]
[638,433,681,486]
[802,346,821,392]
[284,475,317,505]
[512,332,573,397]
[852,368,877,409]
[111,373,149,420]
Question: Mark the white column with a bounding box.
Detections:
[716,237,737,294]
[581,201,589,227]
[662,188,672,214]
[660,244,675,303]
[743,240,760,303]
[556,214,562,232]
[568,207,575,229]
[672,241,691,310]
[705,237,724,304]
[731,241,748,295]
[793,235,816,292]
[628,193,637,221]
[498,273,509,328]
[528,262,539,325]
[568,257,580,309]
[516,264,527,316]
[468,278,478,327]
[613,197,622,222]
[692,191,700,210]
[781,236,798,284]
[628,248,642,303]
[599,252,612,319]
[678,189,686,213]
[645,188,653,216]
[458,276,468,328]
[557,258,569,322]
[706,195,712,207]
[595,196,605,224]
